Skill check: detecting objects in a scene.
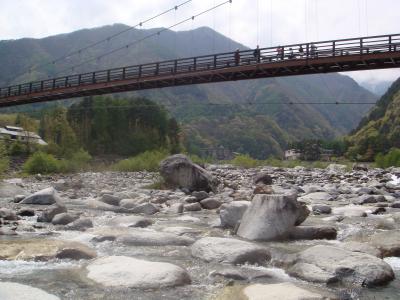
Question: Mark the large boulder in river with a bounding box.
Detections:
[289,245,394,286]
[369,230,400,257]
[237,193,308,241]
[191,237,270,265]
[86,256,190,288]
[20,187,60,205]
[160,154,218,192]
[0,282,60,300]
[219,201,250,228]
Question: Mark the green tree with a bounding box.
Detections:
[40,107,78,158]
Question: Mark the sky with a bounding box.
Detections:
[1,0,399,85]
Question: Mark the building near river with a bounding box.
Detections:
[284,149,301,160]
[0,126,47,145]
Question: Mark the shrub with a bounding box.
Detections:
[0,142,9,174]
[230,154,261,168]
[58,149,92,173]
[188,154,213,166]
[112,149,169,172]
[23,151,60,174]
[375,148,400,168]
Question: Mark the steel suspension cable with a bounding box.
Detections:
[54,0,233,76]
[11,0,193,83]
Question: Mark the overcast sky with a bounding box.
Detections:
[1,0,399,84]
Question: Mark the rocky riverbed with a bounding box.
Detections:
[0,159,400,299]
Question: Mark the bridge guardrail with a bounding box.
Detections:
[0,33,399,100]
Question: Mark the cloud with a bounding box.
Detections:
[1,0,399,83]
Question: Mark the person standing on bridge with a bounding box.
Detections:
[310,43,317,58]
[234,49,240,66]
[298,45,304,58]
[276,46,284,60]
[253,45,261,63]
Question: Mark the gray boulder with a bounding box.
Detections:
[0,282,60,300]
[312,204,332,214]
[107,215,152,228]
[191,237,270,265]
[0,208,18,221]
[86,256,190,288]
[117,230,194,246]
[167,203,184,214]
[369,230,400,257]
[200,197,221,209]
[290,245,394,286]
[184,202,202,212]
[64,218,93,231]
[131,203,159,215]
[51,213,79,225]
[0,182,26,199]
[219,201,250,228]
[242,283,326,300]
[160,154,218,192]
[289,226,337,240]
[99,194,121,206]
[20,187,60,205]
[192,191,209,201]
[253,172,273,185]
[37,204,67,222]
[119,198,147,209]
[237,193,306,241]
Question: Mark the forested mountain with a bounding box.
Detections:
[0,24,377,158]
[347,77,400,160]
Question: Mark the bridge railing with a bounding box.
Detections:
[0,33,399,100]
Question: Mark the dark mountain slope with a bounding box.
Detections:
[347,77,400,160]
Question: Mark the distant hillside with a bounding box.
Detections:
[361,80,393,96]
[347,77,400,160]
[0,24,377,158]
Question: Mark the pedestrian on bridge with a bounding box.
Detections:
[253,45,261,63]
[277,46,284,60]
[298,45,304,58]
[234,49,240,66]
[311,43,318,58]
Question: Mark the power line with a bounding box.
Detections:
[11,0,193,84]
[2,100,377,114]
[54,0,233,77]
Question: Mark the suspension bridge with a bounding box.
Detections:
[0,1,399,108]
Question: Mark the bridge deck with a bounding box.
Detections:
[1,33,400,107]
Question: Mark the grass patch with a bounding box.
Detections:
[229,154,263,168]
[143,178,169,190]
[112,149,169,172]
[375,148,400,168]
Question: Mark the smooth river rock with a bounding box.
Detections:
[369,230,400,257]
[93,228,195,246]
[191,237,270,265]
[219,201,250,228]
[290,245,394,286]
[0,282,60,300]
[107,215,153,228]
[20,187,61,205]
[242,283,325,300]
[86,256,190,288]
[0,239,96,261]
